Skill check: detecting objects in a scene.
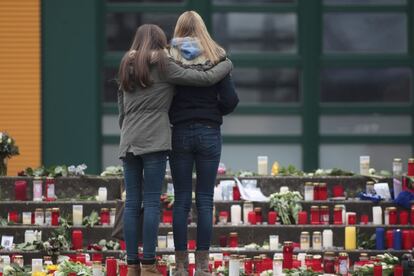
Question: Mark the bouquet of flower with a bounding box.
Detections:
[269,190,303,224]
[352,254,399,276]
[0,132,19,159]
[54,260,92,276]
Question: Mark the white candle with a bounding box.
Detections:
[269,235,279,250]
[280,186,289,193]
[229,256,240,276]
[24,230,35,244]
[297,253,306,268]
[97,187,107,202]
[257,156,268,175]
[158,236,167,248]
[72,205,83,226]
[373,206,382,225]
[31,259,43,273]
[22,212,32,225]
[167,232,174,249]
[33,177,43,202]
[360,156,370,175]
[323,229,333,249]
[273,256,283,276]
[243,202,253,224]
[231,205,242,225]
[312,231,322,250]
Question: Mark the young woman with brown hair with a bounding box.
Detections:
[117,24,232,276]
[168,11,239,276]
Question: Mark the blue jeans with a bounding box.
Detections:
[170,123,222,251]
[122,151,167,263]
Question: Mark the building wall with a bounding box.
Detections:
[0,0,41,175]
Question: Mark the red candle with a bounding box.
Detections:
[332,185,344,198]
[282,241,293,269]
[318,183,328,200]
[254,207,262,224]
[386,230,393,249]
[232,186,241,201]
[219,235,227,247]
[92,253,103,262]
[76,254,86,264]
[157,262,167,276]
[45,177,56,201]
[8,211,19,223]
[333,207,343,225]
[402,230,412,250]
[214,260,222,269]
[394,265,403,276]
[310,206,320,225]
[348,213,356,225]
[14,180,27,201]
[408,158,414,176]
[162,210,172,224]
[314,183,320,200]
[51,208,60,226]
[228,233,238,248]
[71,230,83,250]
[268,211,277,225]
[244,258,253,274]
[248,211,256,225]
[188,240,196,250]
[297,211,308,224]
[373,264,382,276]
[254,258,262,273]
[100,208,110,225]
[360,214,369,224]
[119,262,128,276]
[188,263,195,276]
[411,205,414,224]
[312,257,322,272]
[399,210,409,225]
[106,257,117,276]
[389,207,397,225]
[320,206,329,225]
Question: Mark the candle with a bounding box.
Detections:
[375,228,385,250]
[257,156,268,175]
[243,201,253,224]
[52,208,60,226]
[45,177,56,201]
[318,183,328,200]
[334,206,343,225]
[167,232,174,249]
[386,230,393,249]
[360,214,369,224]
[97,187,107,202]
[32,259,43,273]
[72,205,83,226]
[338,253,349,276]
[313,183,320,200]
[323,252,335,273]
[298,211,308,224]
[247,211,256,225]
[232,185,241,201]
[389,207,397,224]
[231,205,242,225]
[219,235,227,247]
[310,206,320,225]
[228,233,238,248]
[399,210,409,225]
[347,212,356,225]
[320,206,329,225]
[273,256,283,276]
[92,261,103,276]
[100,208,110,225]
[110,208,116,226]
[332,185,344,198]
[322,229,333,249]
[394,265,403,276]
[72,230,83,250]
[300,232,310,250]
[372,207,382,225]
[312,231,322,250]
[373,264,382,276]
[106,258,117,276]
[14,180,27,201]
[402,230,411,250]
[312,255,322,272]
[280,186,289,193]
[393,229,402,250]
[304,182,314,201]
[34,208,44,225]
[282,241,293,269]
[45,208,52,226]
[229,255,240,276]
[158,235,167,248]
[345,226,356,250]
[360,155,370,175]
[188,240,196,250]
[22,212,31,225]
[268,211,277,225]
[8,211,19,223]
[25,230,36,243]
[157,261,167,276]
[269,235,279,250]
[408,158,414,176]
[33,177,43,201]
[162,210,172,224]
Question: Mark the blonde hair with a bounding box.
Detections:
[174,11,225,64]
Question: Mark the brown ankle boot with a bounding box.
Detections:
[141,264,162,276]
[174,251,189,276]
[194,251,211,276]
[127,264,141,276]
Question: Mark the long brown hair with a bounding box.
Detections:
[174,11,225,64]
[118,24,167,91]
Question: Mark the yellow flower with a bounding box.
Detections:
[32,272,47,276]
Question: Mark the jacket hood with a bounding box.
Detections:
[170,37,203,61]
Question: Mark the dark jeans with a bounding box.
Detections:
[170,123,222,251]
[122,151,167,263]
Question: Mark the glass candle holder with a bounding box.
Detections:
[282,241,293,269]
[268,211,277,225]
[100,208,110,225]
[312,231,322,250]
[219,235,227,247]
[304,182,314,201]
[408,158,414,176]
[45,177,56,201]
[318,183,328,200]
[52,208,60,226]
[72,205,83,226]
[33,177,43,202]
[254,207,262,224]
[360,214,369,224]
[399,210,409,225]
[310,206,320,225]
[389,207,397,225]
[319,206,329,225]
[34,208,44,225]
[14,180,27,201]
[72,230,83,250]
[105,258,117,276]
[228,232,238,248]
[333,206,343,224]
[243,201,254,224]
[44,208,52,226]
[297,211,308,225]
[232,185,241,201]
[323,252,335,273]
[313,183,320,200]
[300,232,310,250]
[248,211,256,225]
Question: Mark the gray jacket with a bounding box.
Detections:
[118,58,232,158]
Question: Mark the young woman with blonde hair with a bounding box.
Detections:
[117,24,232,276]
[168,11,239,276]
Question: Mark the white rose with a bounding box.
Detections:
[7,138,11,144]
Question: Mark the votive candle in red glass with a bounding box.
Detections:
[157,261,167,276]
[8,211,19,223]
[254,207,262,224]
[374,264,382,276]
[248,211,256,225]
[394,265,403,276]
[360,214,369,225]
[253,257,262,273]
[411,205,414,224]
[188,263,195,276]
[219,235,227,247]
[228,232,238,248]
[100,208,110,226]
[268,211,277,225]
[408,158,414,176]
[162,210,172,224]
[51,208,60,226]
[332,185,344,198]
[348,213,356,225]
[386,230,394,249]
[402,230,412,250]
[188,240,196,250]
[214,260,222,269]
[106,257,117,276]
[119,262,128,276]
[313,183,320,200]
[305,256,313,269]
[76,253,86,264]
[318,183,328,200]
[244,258,253,274]
[72,230,83,250]
[232,186,241,201]
[218,211,229,224]
[389,207,397,225]
[333,207,343,225]
[282,241,293,269]
[399,210,409,225]
[298,211,308,225]
[14,180,27,201]
[312,256,322,272]
[310,206,320,225]
[92,253,103,263]
[320,206,329,225]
